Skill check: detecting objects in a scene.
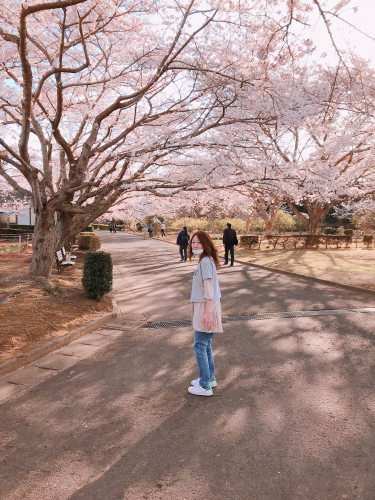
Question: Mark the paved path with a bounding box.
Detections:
[1,233,375,500]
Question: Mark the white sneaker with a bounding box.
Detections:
[188,385,213,396]
[191,377,217,388]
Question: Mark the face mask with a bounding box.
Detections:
[192,249,203,255]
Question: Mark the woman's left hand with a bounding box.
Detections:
[203,311,213,331]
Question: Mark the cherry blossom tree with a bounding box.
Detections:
[1,0,373,277]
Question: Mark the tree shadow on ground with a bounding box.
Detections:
[1,310,375,500]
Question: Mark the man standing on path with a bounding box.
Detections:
[143,224,148,239]
[223,222,238,266]
[148,223,153,238]
[177,226,190,262]
[113,222,117,234]
[161,221,166,237]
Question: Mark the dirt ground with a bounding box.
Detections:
[0,248,112,363]
[233,246,375,290]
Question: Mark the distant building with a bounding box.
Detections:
[0,206,35,228]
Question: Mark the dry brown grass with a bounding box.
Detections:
[0,248,112,362]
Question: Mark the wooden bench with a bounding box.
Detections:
[55,250,75,274]
[61,246,76,261]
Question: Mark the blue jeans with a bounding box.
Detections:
[194,331,215,389]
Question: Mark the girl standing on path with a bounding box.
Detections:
[188,231,223,397]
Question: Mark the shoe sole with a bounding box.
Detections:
[188,388,213,396]
[191,380,217,388]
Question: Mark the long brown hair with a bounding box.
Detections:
[188,231,221,269]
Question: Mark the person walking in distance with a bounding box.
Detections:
[113,222,117,234]
[148,223,153,238]
[109,223,113,234]
[188,231,222,397]
[176,226,190,262]
[223,222,238,266]
[143,223,148,239]
[161,221,166,237]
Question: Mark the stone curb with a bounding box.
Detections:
[0,295,118,378]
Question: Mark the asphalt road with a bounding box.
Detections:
[1,232,375,500]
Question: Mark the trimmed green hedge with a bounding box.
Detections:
[84,226,94,232]
[82,251,113,300]
[89,234,102,251]
[98,224,110,230]
[240,235,259,248]
[77,232,93,249]
[363,234,373,248]
[10,224,34,231]
[264,234,352,249]
[0,228,25,234]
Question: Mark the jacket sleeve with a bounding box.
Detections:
[223,229,227,245]
[177,232,181,245]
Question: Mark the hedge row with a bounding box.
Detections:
[265,235,352,249]
[240,234,353,249]
[9,224,35,231]
[0,228,28,235]
[77,232,102,250]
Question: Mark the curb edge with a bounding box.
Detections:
[0,294,118,378]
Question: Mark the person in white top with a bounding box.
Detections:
[142,224,148,239]
[188,231,223,397]
[161,221,166,237]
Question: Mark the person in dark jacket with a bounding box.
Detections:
[176,226,190,262]
[223,223,238,266]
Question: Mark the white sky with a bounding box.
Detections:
[302,0,375,66]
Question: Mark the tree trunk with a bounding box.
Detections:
[29,209,57,277]
[265,220,273,235]
[307,211,322,234]
[246,217,250,234]
[210,215,215,233]
[56,211,76,250]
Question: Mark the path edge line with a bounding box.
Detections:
[0,295,118,378]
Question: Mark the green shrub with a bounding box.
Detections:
[82,251,113,300]
[273,211,296,234]
[98,224,110,230]
[77,232,93,249]
[0,244,27,254]
[116,225,125,231]
[136,222,143,232]
[9,224,34,232]
[84,226,94,232]
[214,218,246,233]
[89,234,102,251]
[324,227,337,235]
[169,218,209,233]
[91,224,99,229]
[0,228,25,234]
[363,234,373,248]
[344,229,353,236]
[240,235,259,248]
